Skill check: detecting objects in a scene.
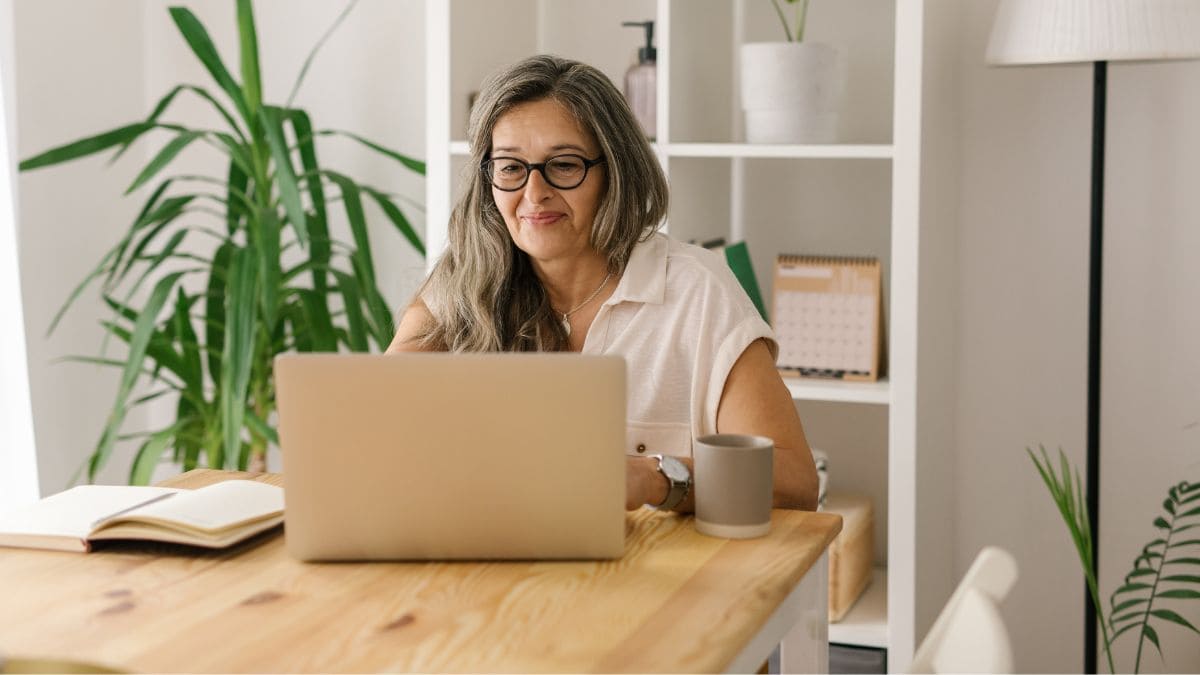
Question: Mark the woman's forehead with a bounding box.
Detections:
[491,99,598,153]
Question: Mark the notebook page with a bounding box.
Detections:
[0,485,178,539]
[121,480,283,532]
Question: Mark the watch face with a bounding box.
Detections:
[660,455,690,483]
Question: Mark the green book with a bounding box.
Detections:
[703,240,768,323]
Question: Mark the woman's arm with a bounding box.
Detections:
[714,338,818,510]
[386,299,441,353]
[626,338,818,512]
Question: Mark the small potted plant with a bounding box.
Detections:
[740,0,846,143]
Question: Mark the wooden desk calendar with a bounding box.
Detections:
[772,255,884,381]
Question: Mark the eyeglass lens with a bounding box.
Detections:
[486,155,592,190]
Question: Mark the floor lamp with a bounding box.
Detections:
[986,1,1200,672]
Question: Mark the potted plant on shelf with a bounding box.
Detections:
[19,0,424,483]
[740,0,846,143]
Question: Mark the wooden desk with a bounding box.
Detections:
[0,470,841,673]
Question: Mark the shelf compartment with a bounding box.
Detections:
[667,143,893,159]
[829,566,888,649]
[785,377,889,405]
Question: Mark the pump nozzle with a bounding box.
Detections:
[622,20,656,64]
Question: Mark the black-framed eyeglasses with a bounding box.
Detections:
[481,154,606,191]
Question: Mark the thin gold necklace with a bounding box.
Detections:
[558,271,612,337]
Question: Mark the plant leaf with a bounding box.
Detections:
[121,229,190,307]
[126,130,203,195]
[256,208,282,326]
[46,247,119,336]
[236,0,262,120]
[1155,588,1200,600]
[20,122,155,171]
[316,129,426,174]
[1149,609,1200,634]
[111,195,194,288]
[220,247,258,467]
[168,7,251,123]
[172,287,203,399]
[362,186,424,256]
[262,106,308,244]
[331,270,368,351]
[323,171,374,285]
[297,289,337,352]
[89,271,185,481]
[130,422,186,485]
[206,242,233,391]
[245,409,279,446]
[1143,624,1163,659]
[1112,597,1150,614]
[285,109,331,295]
[1161,574,1200,583]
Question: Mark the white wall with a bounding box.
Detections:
[954,2,1200,672]
[16,0,148,492]
[15,0,425,490]
[0,0,40,511]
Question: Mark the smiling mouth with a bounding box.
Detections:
[522,212,565,225]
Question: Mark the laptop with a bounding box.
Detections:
[274,353,626,561]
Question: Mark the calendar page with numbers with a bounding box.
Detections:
[771,255,883,381]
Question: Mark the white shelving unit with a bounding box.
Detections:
[426,2,934,671]
[830,567,890,649]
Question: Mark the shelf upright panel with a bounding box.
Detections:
[888,0,925,671]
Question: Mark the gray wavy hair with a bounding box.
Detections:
[413,54,668,352]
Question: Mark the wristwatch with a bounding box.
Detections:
[649,454,692,511]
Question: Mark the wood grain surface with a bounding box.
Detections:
[0,470,841,673]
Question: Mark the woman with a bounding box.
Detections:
[389,55,817,513]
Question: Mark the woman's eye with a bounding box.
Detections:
[548,159,583,174]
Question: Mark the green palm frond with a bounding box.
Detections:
[1028,445,1117,674]
[1109,481,1200,672]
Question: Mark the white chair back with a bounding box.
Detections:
[910,546,1018,674]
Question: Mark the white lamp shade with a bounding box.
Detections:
[987,0,1200,65]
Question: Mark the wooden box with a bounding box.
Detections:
[823,493,874,622]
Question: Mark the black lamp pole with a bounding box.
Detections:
[1085,59,1106,675]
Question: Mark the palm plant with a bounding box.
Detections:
[19,0,423,484]
[1030,446,1200,673]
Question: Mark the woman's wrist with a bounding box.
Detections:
[639,456,669,507]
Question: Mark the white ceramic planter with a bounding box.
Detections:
[739,42,846,144]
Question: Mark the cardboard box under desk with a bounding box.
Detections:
[823,493,874,622]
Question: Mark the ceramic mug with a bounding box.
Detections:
[693,434,773,538]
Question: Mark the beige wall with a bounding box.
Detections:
[955,2,1200,672]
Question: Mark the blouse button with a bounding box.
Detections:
[636,443,646,454]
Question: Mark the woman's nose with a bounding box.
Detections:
[523,167,555,202]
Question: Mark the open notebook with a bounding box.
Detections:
[0,479,283,553]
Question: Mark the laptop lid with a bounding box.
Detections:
[274,353,626,561]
